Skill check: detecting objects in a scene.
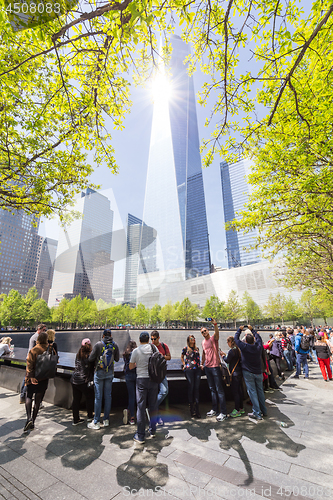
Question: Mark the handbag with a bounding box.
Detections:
[211,338,234,386]
[35,344,58,380]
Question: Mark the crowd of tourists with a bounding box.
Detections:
[3,321,332,441]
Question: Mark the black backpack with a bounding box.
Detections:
[35,345,58,380]
[220,359,232,387]
[148,345,167,384]
[300,335,310,351]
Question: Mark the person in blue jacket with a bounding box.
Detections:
[294,328,310,379]
[234,325,267,420]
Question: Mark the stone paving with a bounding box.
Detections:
[0,365,333,500]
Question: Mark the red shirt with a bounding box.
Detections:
[157,342,170,357]
[202,335,219,368]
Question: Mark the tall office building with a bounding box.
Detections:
[0,209,42,296]
[220,158,261,268]
[48,189,114,307]
[124,214,156,305]
[138,36,211,305]
[35,237,58,303]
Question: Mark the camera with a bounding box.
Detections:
[205,317,212,322]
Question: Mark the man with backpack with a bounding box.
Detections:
[294,327,310,379]
[129,331,161,444]
[87,329,119,429]
[150,330,171,426]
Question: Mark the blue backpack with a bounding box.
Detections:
[98,341,115,372]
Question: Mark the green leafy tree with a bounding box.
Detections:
[264,294,281,328]
[284,297,302,326]
[134,303,149,327]
[108,305,123,327]
[300,290,320,327]
[242,292,262,325]
[0,290,25,327]
[121,304,134,326]
[225,290,242,328]
[314,289,333,324]
[160,301,173,328]
[202,295,226,323]
[176,298,194,329]
[150,304,161,327]
[1,0,331,226]
[51,298,69,328]
[29,299,50,327]
[66,295,82,328]
[24,287,39,325]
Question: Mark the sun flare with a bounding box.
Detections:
[151,71,173,103]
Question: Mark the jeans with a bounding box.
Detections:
[72,383,94,422]
[184,369,201,404]
[309,348,318,363]
[231,373,243,411]
[242,370,267,418]
[157,376,168,406]
[296,353,309,377]
[93,369,114,424]
[283,349,293,371]
[125,370,137,418]
[205,366,227,415]
[136,378,158,440]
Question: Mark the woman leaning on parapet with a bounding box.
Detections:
[181,334,201,418]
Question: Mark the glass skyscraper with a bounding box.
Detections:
[138,36,210,305]
[0,210,43,296]
[48,189,114,306]
[35,237,58,303]
[220,158,261,268]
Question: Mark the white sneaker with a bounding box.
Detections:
[216,413,227,422]
[206,410,216,417]
[103,420,109,427]
[87,421,100,430]
[123,409,128,425]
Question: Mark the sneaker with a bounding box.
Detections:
[103,420,109,427]
[267,389,274,393]
[216,413,228,422]
[293,375,299,379]
[239,409,245,414]
[157,417,164,426]
[147,428,156,438]
[39,403,44,409]
[72,419,85,426]
[87,421,101,430]
[206,410,216,417]
[23,419,33,432]
[123,409,128,425]
[230,409,242,418]
[133,433,145,444]
[129,417,135,425]
[87,417,93,423]
[19,397,25,404]
[248,412,262,420]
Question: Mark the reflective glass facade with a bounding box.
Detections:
[220,158,261,268]
[48,189,114,307]
[141,35,210,290]
[0,210,42,296]
[35,237,58,303]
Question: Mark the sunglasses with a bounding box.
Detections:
[151,337,158,341]
[201,329,208,333]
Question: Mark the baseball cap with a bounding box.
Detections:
[81,338,91,346]
[139,331,149,342]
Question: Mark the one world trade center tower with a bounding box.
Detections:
[137,35,211,304]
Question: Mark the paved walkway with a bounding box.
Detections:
[0,365,333,500]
